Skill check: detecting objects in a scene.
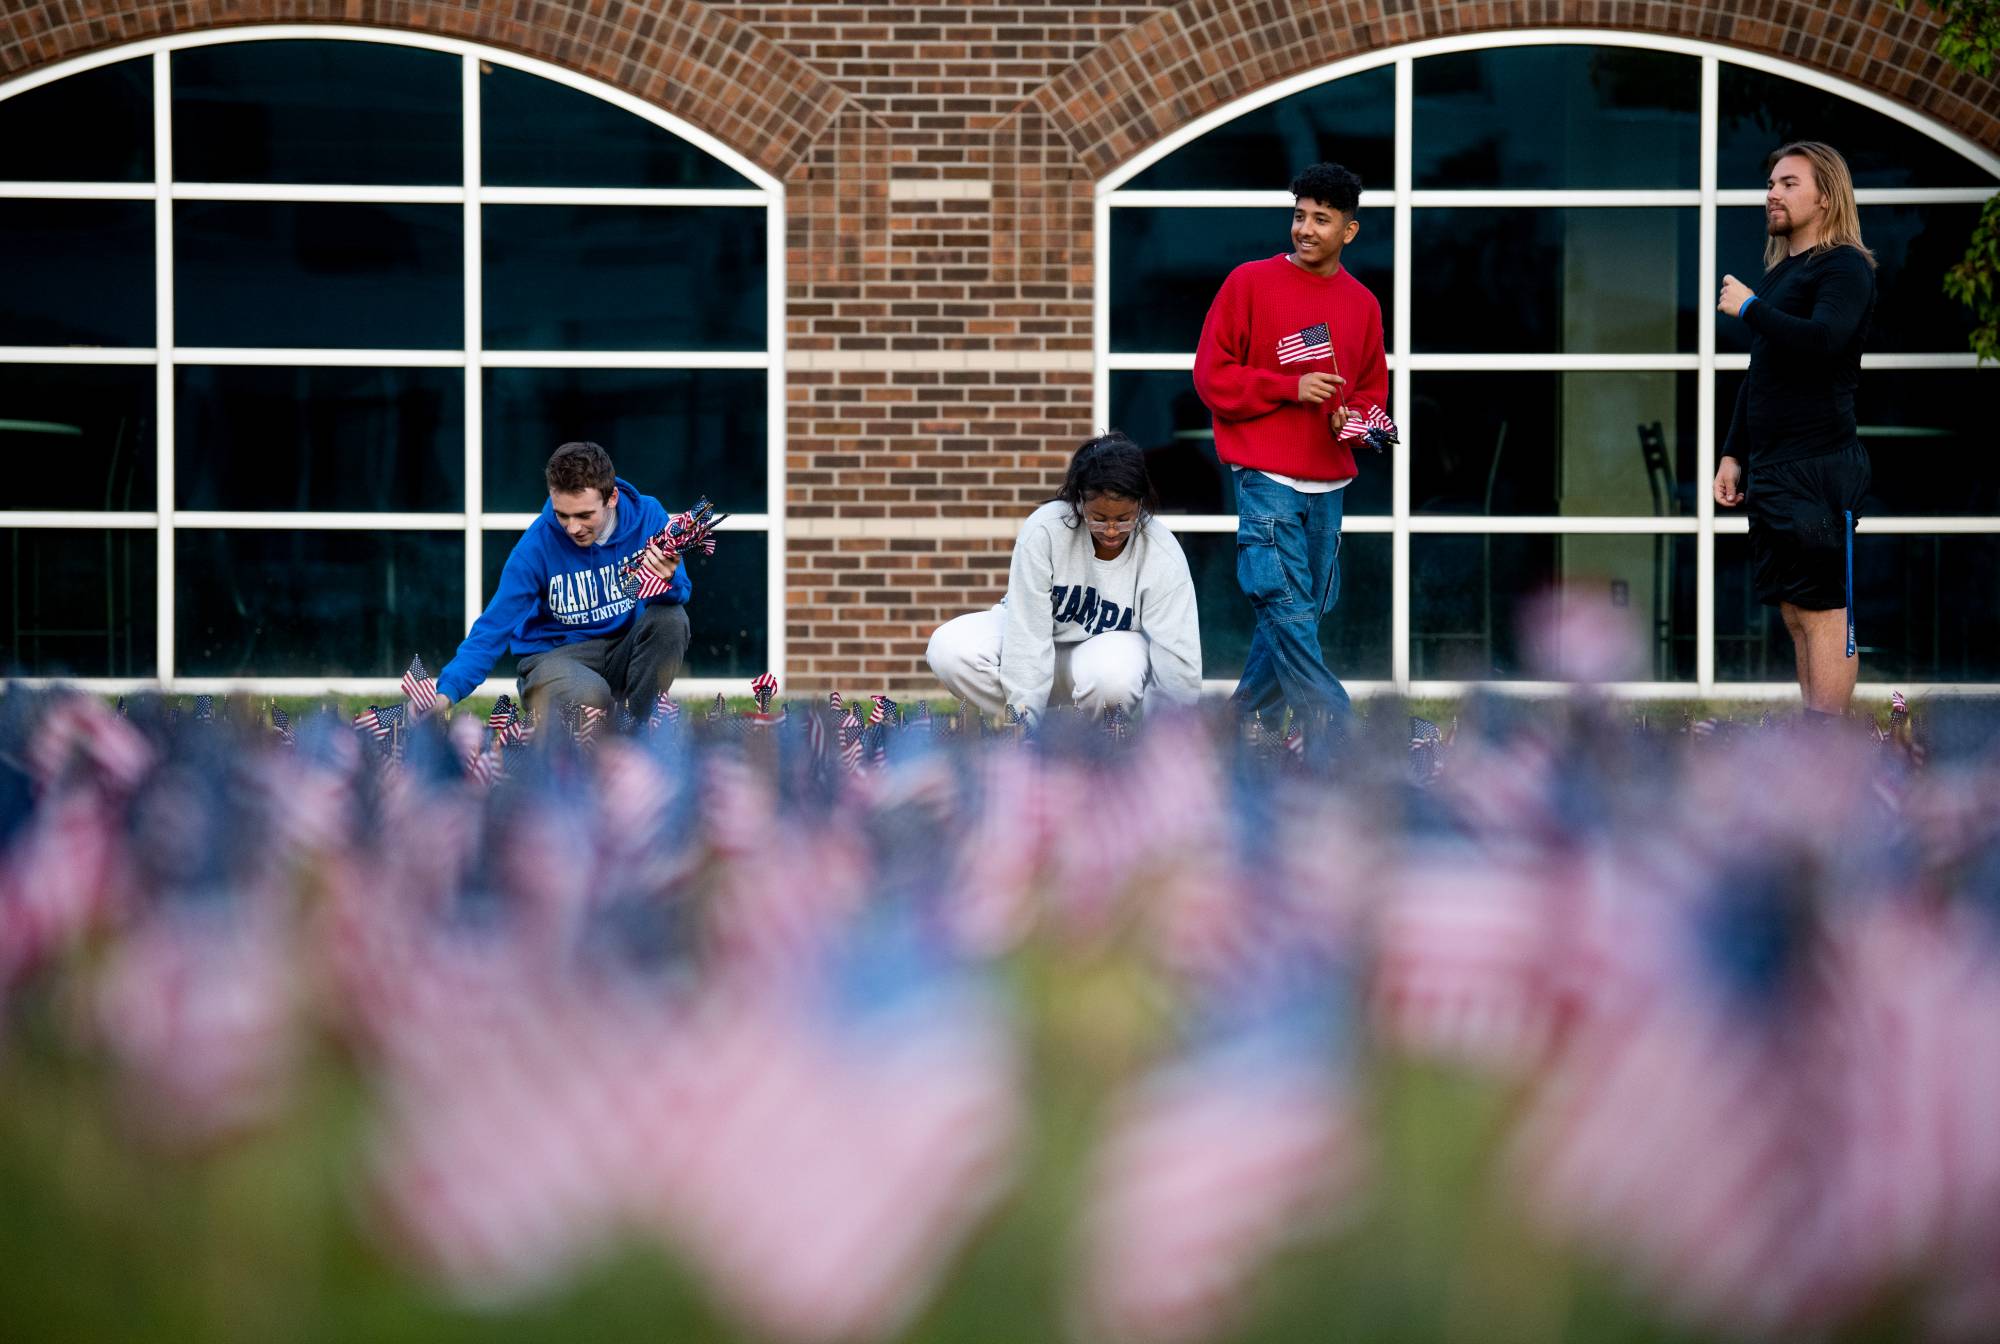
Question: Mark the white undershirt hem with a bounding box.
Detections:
[1231,464,1354,495]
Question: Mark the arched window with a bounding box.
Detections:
[1097,32,2000,695]
[1,28,782,697]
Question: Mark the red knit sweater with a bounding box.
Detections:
[1192,255,1389,483]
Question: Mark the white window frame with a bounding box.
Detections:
[1095,28,2000,700]
[0,25,786,700]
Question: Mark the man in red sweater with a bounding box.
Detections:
[1193,162,1390,743]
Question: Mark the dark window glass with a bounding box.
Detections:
[1411,534,1696,681]
[676,530,766,679]
[1108,369,1391,516]
[1109,207,1393,354]
[479,527,765,683]
[2,529,156,676]
[1718,64,1999,190]
[171,41,459,185]
[483,205,765,351]
[480,65,752,190]
[0,365,155,510]
[1411,372,1696,516]
[175,366,464,511]
[175,530,463,677]
[1716,534,2000,682]
[174,201,462,348]
[0,58,152,181]
[483,368,766,514]
[1412,208,1696,353]
[1124,67,1394,192]
[0,201,153,346]
[1413,47,1698,190]
[1716,368,2000,517]
[1716,205,1982,355]
[1177,530,1391,681]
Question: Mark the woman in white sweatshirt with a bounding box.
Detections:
[927,432,1203,723]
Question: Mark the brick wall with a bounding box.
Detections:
[6,0,1996,693]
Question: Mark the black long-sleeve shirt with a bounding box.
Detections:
[1722,244,1876,469]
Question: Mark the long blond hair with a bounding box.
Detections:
[1763,141,1876,271]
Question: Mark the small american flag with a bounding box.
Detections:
[1080,1016,1360,1344]
[709,693,727,722]
[192,694,215,723]
[402,655,439,715]
[1335,401,1399,453]
[354,705,397,743]
[1409,715,1444,785]
[576,704,606,748]
[751,673,778,714]
[648,692,677,730]
[270,704,294,746]
[620,497,725,600]
[870,695,897,728]
[1275,321,1332,365]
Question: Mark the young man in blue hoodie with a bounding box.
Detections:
[434,441,692,723]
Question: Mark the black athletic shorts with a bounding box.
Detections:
[1747,442,1871,610]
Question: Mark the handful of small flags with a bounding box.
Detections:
[1335,400,1399,454]
[2,680,1993,1344]
[619,496,726,600]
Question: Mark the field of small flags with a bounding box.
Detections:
[2,672,1998,1344]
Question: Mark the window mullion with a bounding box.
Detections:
[1392,55,1414,693]
[1697,54,1719,695]
[463,53,484,635]
[154,50,175,691]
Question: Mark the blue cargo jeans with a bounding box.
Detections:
[1228,468,1353,727]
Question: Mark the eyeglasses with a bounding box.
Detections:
[1084,518,1139,535]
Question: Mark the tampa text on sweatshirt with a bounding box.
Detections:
[437,477,693,703]
[1723,244,1876,470]
[999,501,1203,721]
[1192,255,1389,483]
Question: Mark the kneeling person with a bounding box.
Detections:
[928,432,1202,723]
[435,440,692,722]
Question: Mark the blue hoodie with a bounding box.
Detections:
[437,477,692,703]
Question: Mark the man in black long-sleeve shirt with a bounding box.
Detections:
[1715,141,1877,720]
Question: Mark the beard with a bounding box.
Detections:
[1765,209,1792,238]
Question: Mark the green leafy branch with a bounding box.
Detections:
[1913,0,2000,76]
[1944,192,2000,363]
[1903,1,2000,361]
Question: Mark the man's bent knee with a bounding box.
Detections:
[522,664,613,719]
[637,600,691,649]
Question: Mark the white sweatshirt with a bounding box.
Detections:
[999,501,1204,720]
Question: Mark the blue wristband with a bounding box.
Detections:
[1738,293,1757,318]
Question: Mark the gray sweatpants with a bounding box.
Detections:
[517,601,691,724]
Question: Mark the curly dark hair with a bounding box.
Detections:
[1289,162,1363,216]
[545,441,618,502]
[1053,431,1158,530]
